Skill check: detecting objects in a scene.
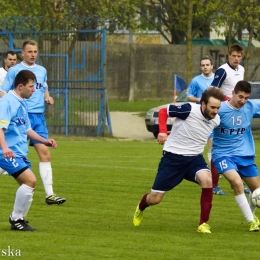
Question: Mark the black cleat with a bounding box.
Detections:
[9,217,35,231]
[45,194,66,205]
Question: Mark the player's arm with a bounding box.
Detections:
[157,103,191,144]
[0,128,15,158]
[210,68,226,88]
[27,129,57,148]
[44,89,54,105]
[0,68,15,95]
[186,80,200,102]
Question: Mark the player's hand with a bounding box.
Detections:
[43,139,57,148]
[2,147,15,159]
[157,133,168,145]
[45,96,54,105]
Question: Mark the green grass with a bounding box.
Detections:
[108,100,169,117]
[1,137,260,259]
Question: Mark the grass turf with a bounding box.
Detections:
[0,137,260,259]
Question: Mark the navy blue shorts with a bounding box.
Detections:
[28,113,48,146]
[152,152,210,192]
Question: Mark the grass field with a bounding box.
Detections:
[1,136,260,259]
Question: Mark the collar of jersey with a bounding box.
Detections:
[11,90,24,101]
[226,100,241,110]
[227,61,239,71]
[21,61,36,68]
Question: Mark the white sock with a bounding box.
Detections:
[39,162,54,197]
[235,194,254,222]
[207,153,212,164]
[248,192,257,214]
[22,198,33,218]
[11,184,34,221]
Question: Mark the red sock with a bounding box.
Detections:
[199,188,213,225]
[139,194,149,211]
[211,160,219,187]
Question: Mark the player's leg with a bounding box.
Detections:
[0,167,8,175]
[222,166,259,232]
[28,113,66,205]
[133,152,184,227]
[3,157,36,231]
[241,164,260,226]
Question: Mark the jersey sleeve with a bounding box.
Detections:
[211,68,227,88]
[0,101,11,129]
[0,69,15,93]
[186,79,197,97]
[167,103,191,119]
[252,100,260,118]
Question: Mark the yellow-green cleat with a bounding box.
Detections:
[197,223,211,233]
[253,215,260,227]
[249,220,260,232]
[133,205,144,226]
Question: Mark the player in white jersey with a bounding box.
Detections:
[133,88,225,233]
[0,40,66,205]
[187,57,225,195]
[0,70,57,231]
[0,51,17,86]
[212,80,260,232]
[211,43,244,98]
[0,51,17,176]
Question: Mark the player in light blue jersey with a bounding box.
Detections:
[187,57,225,196]
[212,80,260,232]
[0,40,65,205]
[0,70,57,231]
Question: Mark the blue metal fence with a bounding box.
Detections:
[0,16,112,136]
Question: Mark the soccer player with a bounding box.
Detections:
[211,43,250,194]
[0,51,17,86]
[212,80,260,232]
[0,70,57,231]
[133,87,225,233]
[0,51,17,176]
[0,40,66,205]
[187,57,225,195]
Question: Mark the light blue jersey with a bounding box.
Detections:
[212,100,260,160]
[0,91,31,158]
[0,62,48,113]
[187,74,214,100]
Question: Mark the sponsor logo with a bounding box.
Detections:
[0,120,8,125]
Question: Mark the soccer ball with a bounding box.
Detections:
[252,188,260,208]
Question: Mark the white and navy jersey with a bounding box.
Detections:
[212,100,260,160]
[0,90,31,158]
[0,67,7,86]
[0,62,48,113]
[163,103,220,155]
[211,62,244,98]
[187,73,214,100]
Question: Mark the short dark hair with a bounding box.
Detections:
[228,44,243,55]
[200,87,225,105]
[4,51,16,59]
[234,80,251,94]
[14,70,36,88]
[200,57,212,65]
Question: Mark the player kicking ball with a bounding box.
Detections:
[133,87,225,233]
[212,80,260,232]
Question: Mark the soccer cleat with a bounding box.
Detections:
[213,186,225,195]
[254,214,260,227]
[197,223,211,233]
[133,205,144,226]
[249,220,260,232]
[45,195,66,205]
[243,183,250,194]
[9,216,35,231]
